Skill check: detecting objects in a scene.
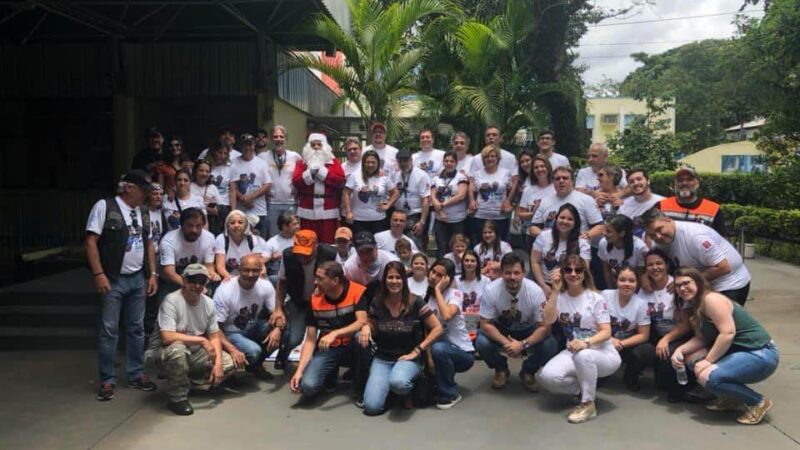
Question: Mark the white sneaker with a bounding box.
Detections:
[436,394,463,410]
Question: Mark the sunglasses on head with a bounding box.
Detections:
[562,267,584,275]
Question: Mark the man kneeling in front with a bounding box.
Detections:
[146,264,235,415]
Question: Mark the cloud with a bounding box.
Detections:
[576,0,764,85]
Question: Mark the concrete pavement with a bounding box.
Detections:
[1,257,799,450]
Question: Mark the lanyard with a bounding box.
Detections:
[273,150,285,174]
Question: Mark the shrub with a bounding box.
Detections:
[650,166,800,210]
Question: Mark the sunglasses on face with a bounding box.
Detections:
[562,267,584,275]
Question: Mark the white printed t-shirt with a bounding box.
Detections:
[532,232,591,283]
[375,230,419,255]
[602,289,650,340]
[555,290,613,349]
[85,196,146,274]
[346,174,393,222]
[479,278,546,338]
[472,168,512,220]
[391,167,430,215]
[426,287,474,352]
[213,277,276,334]
[159,229,216,276]
[229,155,271,216]
[258,150,301,205]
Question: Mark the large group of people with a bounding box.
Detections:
[84,123,777,425]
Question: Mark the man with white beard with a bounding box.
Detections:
[292,133,346,244]
[656,166,726,235]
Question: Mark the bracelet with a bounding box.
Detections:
[93,272,105,277]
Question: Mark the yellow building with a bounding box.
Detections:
[585,97,676,144]
[678,141,766,174]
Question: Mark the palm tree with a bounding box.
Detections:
[417,1,581,150]
[288,0,450,140]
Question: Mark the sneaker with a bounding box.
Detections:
[737,398,773,425]
[128,375,158,392]
[354,398,364,409]
[521,372,539,393]
[251,365,274,381]
[706,396,743,412]
[567,401,597,424]
[491,369,510,389]
[96,383,115,401]
[436,394,463,410]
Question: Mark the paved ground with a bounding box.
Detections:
[2,257,799,450]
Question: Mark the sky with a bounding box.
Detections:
[576,0,766,86]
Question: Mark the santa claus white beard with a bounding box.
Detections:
[303,147,334,170]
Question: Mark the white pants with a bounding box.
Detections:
[537,345,621,403]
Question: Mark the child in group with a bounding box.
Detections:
[473,220,512,280]
[395,239,414,272]
[408,252,430,297]
[444,233,469,277]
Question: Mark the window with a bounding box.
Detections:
[586,115,596,129]
[601,114,618,124]
[721,155,767,173]
[624,114,642,126]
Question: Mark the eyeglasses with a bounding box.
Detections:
[562,267,585,275]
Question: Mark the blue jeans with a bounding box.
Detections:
[475,330,559,375]
[704,342,779,405]
[267,203,296,238]
[225,320,270,371]
[431,341,474,402]
[363,357,422,415]
[97,272,147,385]
[257,215,269,238]
[300,341,368,398]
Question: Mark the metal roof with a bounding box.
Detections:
[0,0,343,49]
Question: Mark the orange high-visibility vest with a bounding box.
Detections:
[659,196,720,228]
[309,281,366,347]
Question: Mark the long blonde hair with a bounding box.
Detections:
[674,266,712,332]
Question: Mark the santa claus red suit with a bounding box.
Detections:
[292,133,346,243]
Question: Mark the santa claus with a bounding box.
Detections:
[292,133,346,243]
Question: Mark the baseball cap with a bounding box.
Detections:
[675,166,698,178]
[396,148,412,159]
[335,227,353,241]
[370,122,387,133]
[354,231,377,251]
[182,263,210,278]
[293,230,318,256]
[121,169,153,191]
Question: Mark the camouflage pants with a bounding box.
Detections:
[146,342,234,402]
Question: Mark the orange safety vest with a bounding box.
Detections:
[309,281,366,347]
[659,196,720,228]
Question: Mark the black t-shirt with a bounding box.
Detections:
[305,280,368,334]
[369,295,432,361]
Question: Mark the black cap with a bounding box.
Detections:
[121,169,153,191]
[354,231,377,250]
[396,148,412,159]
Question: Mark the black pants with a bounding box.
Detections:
[434,220,466,258]
[720,282,750,306]
[590,246,607,290]
[630,333,692,394]
[277,299,308,364]
[404,213,428,253]
[352,219,388,236]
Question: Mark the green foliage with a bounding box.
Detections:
[739,0,800,159]
[721,204,800,241]
[649,163,800,210]
[605,115,688,174]
[287,0,451,140]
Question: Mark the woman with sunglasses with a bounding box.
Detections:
[425,259,474,409]
[156,136,191,197]
[163,169,206,231]
[636,248,692,402]
[602,266,650,391]
[538,255,621,423]
[361,262,443,416]
[670,267,778,425]
[456,249,487,341]
[531,203,590,298]
[598,214,648,288]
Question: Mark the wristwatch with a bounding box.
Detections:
[523,339,531,350]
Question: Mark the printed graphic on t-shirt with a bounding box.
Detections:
[462,290,480,312]
[498,307,522,328]
[226,257,239,272]
[126,223,144,252]
[646,301,671,332]
[357,186,382,205]
[150,220,163,246]
[478,181,503,201]
[543,249,560,271]
[418,161,436,177]
[237,173,257,195]
[559,311,595,340]
[545,211,557,230]
[234,303,264,330]
[610,315,632,339]
[176,255,199,276]
[435,184,452,203]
